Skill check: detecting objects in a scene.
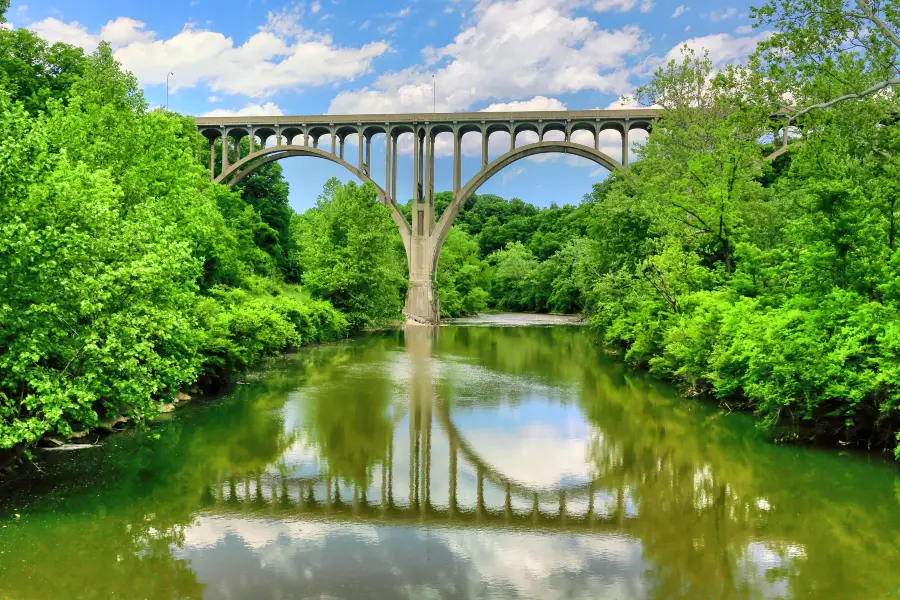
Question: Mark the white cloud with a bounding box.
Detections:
[671,4,687,17]
[593,0,636,12]
[709,7,737,21]
[685,25,692,31]
[359,19,370,30]
[734,24,754,34]
[328,0,649,114]
[28,11,389,97]
[444,6,454,13]
[664,31,771,66]
[202,101,285,117]
[0,22,12,30]
[207,95,219,103]
[481,96,567,112]
[639,0,653,13]
[428,18,437,27]
[502,166,525,183]
[397,6,411,17]
[311,0,321,13]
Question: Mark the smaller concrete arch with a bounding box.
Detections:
[628,120,653,133]
[484,122,511,138]
[598,120,625,135]
[225,127,250,142]
[362,124,388,139]
[280,127,304,145]
[540,121,567,140]
[335,125,359,140]
[512,122,540,145]
[306,125,332,148]
[199,127,222,142]
[428,123,455,138]
[253,127,277,147]
[389,123,415,138]
[457,122,482,137]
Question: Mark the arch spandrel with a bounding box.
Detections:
[215,145,411,250]
[431,141,621,272]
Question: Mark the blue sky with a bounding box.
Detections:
[6,0,765,213]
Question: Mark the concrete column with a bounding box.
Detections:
[481,130,488,169]
[622,127,630,167]
[312,135,318,149]
[385,130,392,204]
[782,126,789,149]
[249,132,255,154]
[476,466,484,520]
[358,134,364,172]
[452,131,461,195]
[303,132,309,147]
[510,130,515,152]
[330,132,336,155]
[413,130,420,203]
[391,134,398,206]
[425,131,434,202]
[417,131,424,202]
[594,127,600,151]
[449,436,457,516]
[276,127,282,147]
[339,136,344,159]
[538,126,544,142]
[208,137,215,179]
[366,135,372,168]
[221,134,229,172]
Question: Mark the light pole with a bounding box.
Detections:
[166,72,174,111]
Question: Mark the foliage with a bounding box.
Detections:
[0,42,353,456]
[292,178,407,329]
[0,25,87,116]
[435,227,490,317]
[565,44,900,454]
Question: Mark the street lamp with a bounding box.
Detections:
[166,72,174,111]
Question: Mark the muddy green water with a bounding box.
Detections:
[1,320,899,599]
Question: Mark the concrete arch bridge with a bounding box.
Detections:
[195,110,660,323]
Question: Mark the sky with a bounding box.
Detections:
[4,0,767,213]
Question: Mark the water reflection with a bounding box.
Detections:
[1,323,899,599]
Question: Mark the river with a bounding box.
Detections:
[1,318,898,599]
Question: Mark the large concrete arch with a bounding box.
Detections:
[216,145,411,251]
[430,141,621,273]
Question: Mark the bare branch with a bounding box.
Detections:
[856,0,900,54]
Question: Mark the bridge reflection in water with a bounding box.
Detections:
[204,325,633,534]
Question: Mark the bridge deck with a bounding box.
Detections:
[194,108,659,127]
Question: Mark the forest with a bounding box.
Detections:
[2,0,900,464]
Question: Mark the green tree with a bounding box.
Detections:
[436,227,490,317]
[0,26,88,115]
[487,242,539,311]
[292,179,407,329]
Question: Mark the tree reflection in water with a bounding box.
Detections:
[1,325,898,599]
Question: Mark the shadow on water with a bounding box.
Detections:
[1,323,899,599]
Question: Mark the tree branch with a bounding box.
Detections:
[784,77,900,123]
[856,0,900,54]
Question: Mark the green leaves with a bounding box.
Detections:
[291,179,407,329]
